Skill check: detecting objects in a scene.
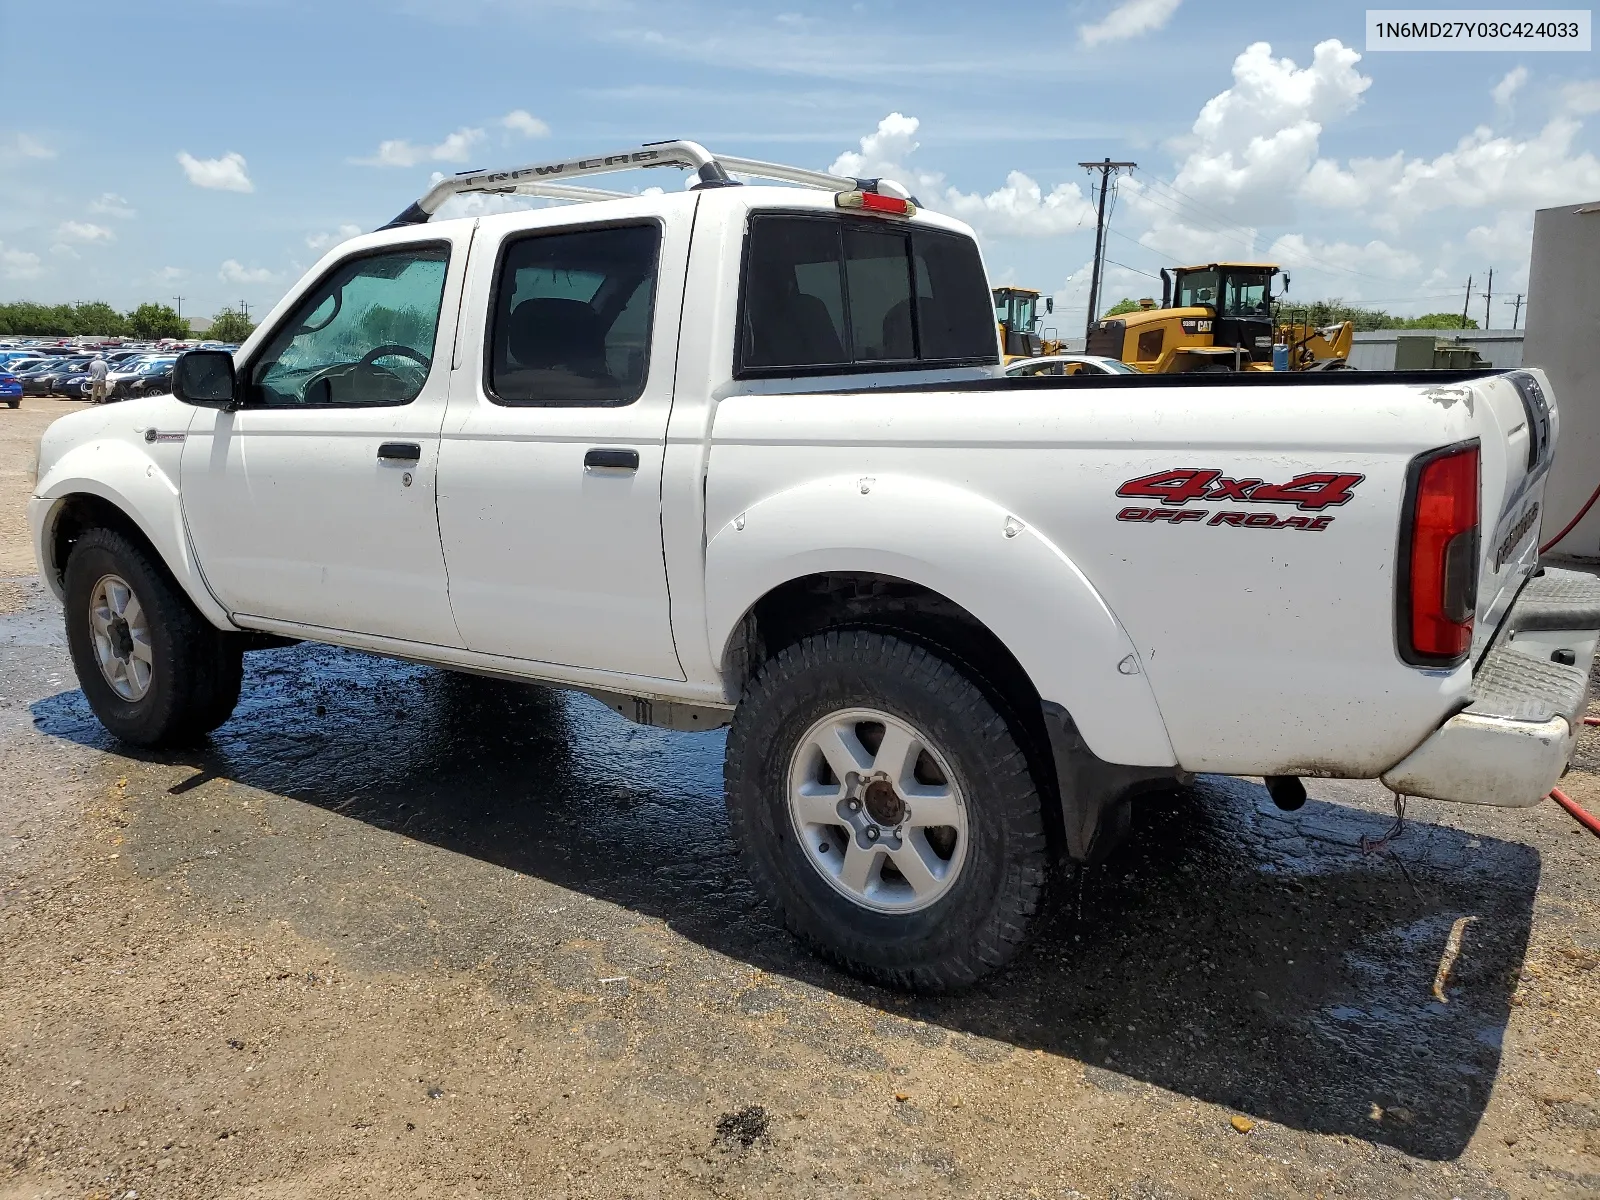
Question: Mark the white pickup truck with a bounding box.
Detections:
[29,142,1600,990]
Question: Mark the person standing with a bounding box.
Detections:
[87,354,109,404]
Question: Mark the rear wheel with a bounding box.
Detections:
[64,528,243,747]
[725,630,1049,991]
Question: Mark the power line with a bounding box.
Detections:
[1103,258,1163,281]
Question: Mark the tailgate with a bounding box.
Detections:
[1466,369,1556,655]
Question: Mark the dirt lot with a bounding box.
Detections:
[1,394,1598,1199]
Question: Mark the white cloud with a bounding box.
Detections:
[178,151,254,192]
[219,259,278,284]
[1172,40,1370,223]
[1492,66,1528,108]
[941,172,1094,237]
[306,223,363,251]
[1268,233,1420,278]
[89,192,136,219]
[1310,118,1600,224]
[1561,78,1600,115]
[830,111,924,181]
[828,113,1094,238]
[2,133,55,162]
[1079,0,1182,47]
[1,244,43,280]
[501,110,550,138]
[56,221,114,244]
[153,266,187,283]
[353,126,485,167]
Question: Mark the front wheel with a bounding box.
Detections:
[724,630,1050,991]
[64,528,243,747]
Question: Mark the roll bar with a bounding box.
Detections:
[380,139,918,228]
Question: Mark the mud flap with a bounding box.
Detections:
[1040,701,1188,863]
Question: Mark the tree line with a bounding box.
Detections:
[0,300,257,343]
[1102,296,1481,330]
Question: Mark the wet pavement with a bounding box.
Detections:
[2,572,1599,1198]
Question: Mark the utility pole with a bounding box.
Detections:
[1482,267,1493,329]
[239,300,251,320]
[171,295,184,319]
[1505,293,1524,329]
[1460,275,1473,330]
[1078,157,1138,337]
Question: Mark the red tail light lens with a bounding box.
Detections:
[1399,441,1479,666]
[835,190,917,217]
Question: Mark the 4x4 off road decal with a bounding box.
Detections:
[1114,467,1364,532]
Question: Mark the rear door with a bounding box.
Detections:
[435,199,692,680]
[180,228,473,646]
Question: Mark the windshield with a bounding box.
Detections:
[995,292,1037,330]
[1175,270,1219,309]
[1221,273,1272,317]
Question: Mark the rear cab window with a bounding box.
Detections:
[737,213,997,378]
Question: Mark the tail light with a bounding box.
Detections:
[835,190,917,218]
[1398,440,1479,666]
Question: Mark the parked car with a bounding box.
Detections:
[27,141,1600,991]
[21,357,91,396]
[1005,354,1142,377]
[109,356,177,400]
[0,371,20,408]
[57,367,99,400]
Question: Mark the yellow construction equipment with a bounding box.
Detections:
[1084,263,1353,373]
[993,286,1065,362]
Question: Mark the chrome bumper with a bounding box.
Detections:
[1382,567,1600,808]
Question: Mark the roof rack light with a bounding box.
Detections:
[835,190,917,218]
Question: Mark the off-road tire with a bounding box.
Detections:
[724,630,1049,991]
[64,527,243,747]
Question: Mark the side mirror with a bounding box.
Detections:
[1044,297,1054,314]
[172,350,238,409]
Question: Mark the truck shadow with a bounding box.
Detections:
[31,643,1539,1161]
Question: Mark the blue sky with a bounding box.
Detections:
[2,0,1596,329]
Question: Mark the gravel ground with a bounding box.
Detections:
[0,397,1598,1199]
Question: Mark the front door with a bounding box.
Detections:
[437,202,689,680]
[181,231,472,647]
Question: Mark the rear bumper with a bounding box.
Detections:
[1381,568,1600,807]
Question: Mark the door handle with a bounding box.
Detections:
[377,442,421,462]
[584,447,639,471]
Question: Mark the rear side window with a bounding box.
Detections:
[738,214,997,377]
[487,223,660,406]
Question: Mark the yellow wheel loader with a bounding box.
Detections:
[1084,263,1353,373]
[994,286,1066,363]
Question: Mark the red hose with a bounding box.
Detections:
[1550,717,1600,837]
[1539,479,1600,554]
[1551,788,1600,836]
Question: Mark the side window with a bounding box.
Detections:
[738,215,998,377]
[487,223,660,406]
[249,245,449,407]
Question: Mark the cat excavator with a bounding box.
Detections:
[1084,263,1354,373]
